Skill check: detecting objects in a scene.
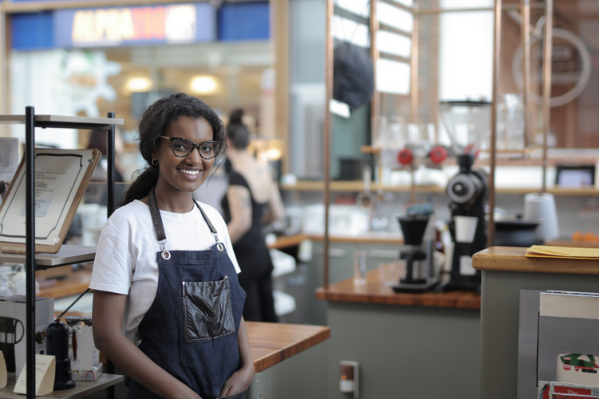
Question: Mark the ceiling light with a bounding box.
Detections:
[191,76,218,94]
[126,77,151,92]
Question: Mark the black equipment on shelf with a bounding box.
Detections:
[439,153,487,292]
[22,107,118,399]
[392,212,438,293]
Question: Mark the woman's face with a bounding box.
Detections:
[154,116,215,195]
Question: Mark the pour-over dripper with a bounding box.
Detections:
[398,215,430,246]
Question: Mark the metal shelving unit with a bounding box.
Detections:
[1,108,124,399]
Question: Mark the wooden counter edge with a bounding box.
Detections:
[269,234,404,249]
[315,288,481,309]
[252,326,331,373]
[473,246,599,275]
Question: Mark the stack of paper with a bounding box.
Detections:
[526,246,599,260]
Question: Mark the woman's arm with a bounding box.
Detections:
[219,317,255,397]
[226,185,252,243]
[262,181,284,226]
[93,290,202,399]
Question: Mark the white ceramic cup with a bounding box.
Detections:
[454,216,478,243]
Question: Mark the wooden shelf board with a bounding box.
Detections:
[0,245,96,267]
[0,374,123,399]
[281,181,599,195]
[315,270,480,309]
[0,115,124,126]
[361,146,599,166]
[269,234,404,247]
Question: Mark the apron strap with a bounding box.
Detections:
[148,187,225,256]
[148,188,171,260]
[194,200,225,252]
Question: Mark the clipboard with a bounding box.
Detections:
[0,148,100,254]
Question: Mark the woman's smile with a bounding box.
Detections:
[178,167,202,178]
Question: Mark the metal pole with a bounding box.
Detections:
[25,106,35,399]
[521,0,531,148]
[410,4,419,124]
[370,0,379,144]
[541,0,553,193]
[323,0,333,290]
[488,0,502,248]
[107,112,116,215]
[106,112,116,399]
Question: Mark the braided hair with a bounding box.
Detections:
[121,93,226,206]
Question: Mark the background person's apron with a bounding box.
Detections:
[128,189,247,399]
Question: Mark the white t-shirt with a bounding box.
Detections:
[89,200,241,342]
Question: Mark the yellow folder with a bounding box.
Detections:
[526,245,599,259]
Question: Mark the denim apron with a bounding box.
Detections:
[127,188,247,399]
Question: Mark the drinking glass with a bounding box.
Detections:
[353,250,367,286]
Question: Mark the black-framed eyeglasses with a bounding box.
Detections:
[157,136,221,160]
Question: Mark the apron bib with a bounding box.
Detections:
[127,189,247,399]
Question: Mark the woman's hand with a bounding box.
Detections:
[218,363,255,397]
[219,317,255,397]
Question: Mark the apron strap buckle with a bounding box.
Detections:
[213,233,224,252]
[159,239,171,260]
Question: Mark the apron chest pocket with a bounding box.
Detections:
[182,276,236,343]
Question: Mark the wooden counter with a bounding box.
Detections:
[318,272,481,398]
[38,268,92,299]
[247,322,330,372]
[473,246,599,399]
[269,233,403,250]
[473,246,599,275]
[315,270,481,309]
[0,374,123,399]
[38,271,330,375]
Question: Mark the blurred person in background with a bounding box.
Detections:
[221,109,284,322]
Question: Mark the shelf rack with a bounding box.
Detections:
[1,108,124,399]
[280,181,599,196]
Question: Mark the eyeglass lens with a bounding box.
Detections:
[171,139,219,159]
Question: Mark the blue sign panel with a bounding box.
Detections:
[217,2,269,42]
[12,12,54,50]
[53,3,215,48]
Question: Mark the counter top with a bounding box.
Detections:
[41,274,330,374]
[473,246,599,275]
[315,270,480,309]
[0,374,124,399]
[269,233,404,249]
[247,322,330,372]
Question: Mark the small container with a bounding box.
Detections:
[353,251,367,286]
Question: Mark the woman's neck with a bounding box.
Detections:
[153,180,195,213]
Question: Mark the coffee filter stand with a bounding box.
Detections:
[392,212,439,293]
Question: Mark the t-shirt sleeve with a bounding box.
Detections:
[89,227,133,295]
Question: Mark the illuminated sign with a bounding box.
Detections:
[54,3,215,48]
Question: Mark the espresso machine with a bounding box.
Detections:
[440,154,487,292]
[392,204,438,293]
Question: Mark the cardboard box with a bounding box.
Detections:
[539,381,599,398]
[65,317,102,380]
[0,295,54,375]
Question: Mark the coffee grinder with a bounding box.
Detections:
[392,206,438,293]
[439,154,487,292]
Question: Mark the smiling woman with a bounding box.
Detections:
[89,93,255,399]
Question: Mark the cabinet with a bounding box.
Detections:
[306,239,404,325]
[0,108,124,399]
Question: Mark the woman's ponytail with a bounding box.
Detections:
[121,166,159,206]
